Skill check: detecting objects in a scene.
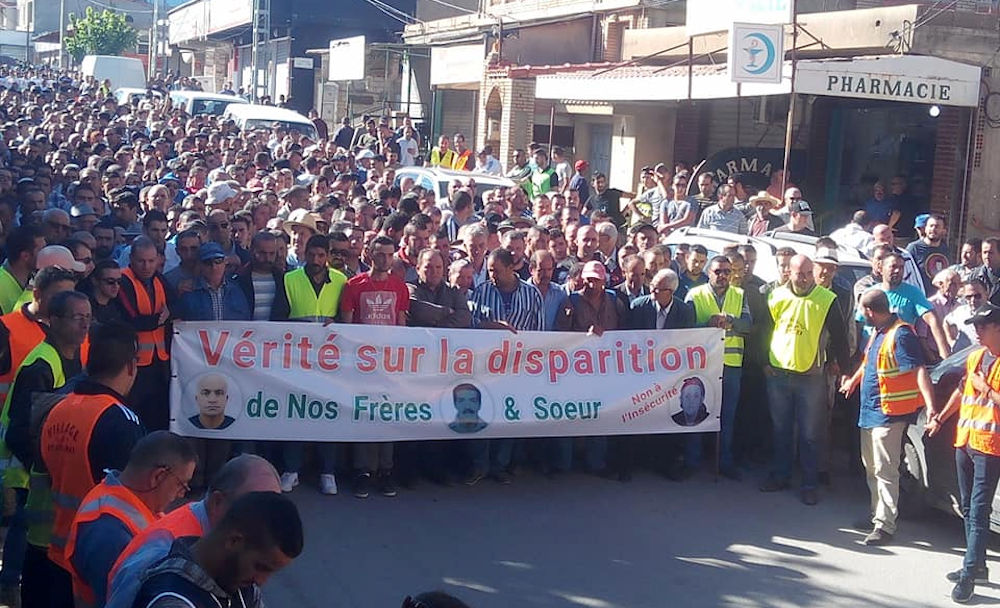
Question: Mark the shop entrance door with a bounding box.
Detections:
[824,101,937,234]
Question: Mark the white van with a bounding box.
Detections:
[222,104,318,140]
[169,91,247,116]
[80,55,146,90]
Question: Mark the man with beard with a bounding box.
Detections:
[906,213,951,293]
[235,231,288,322]
[858,252,951,362]
[131,492,302,608]
[276,234,346,496]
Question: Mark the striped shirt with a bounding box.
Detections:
[470,279,544,331]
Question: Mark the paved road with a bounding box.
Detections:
[265,467,1000,608]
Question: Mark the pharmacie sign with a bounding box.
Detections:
[795,55,981,108]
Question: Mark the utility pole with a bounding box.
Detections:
[149,0,158,79]
[250,0,271,102]
[58,0,65,69]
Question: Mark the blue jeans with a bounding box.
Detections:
[685,366,742,470]
[0,488,26,584]
[956,445,1000,579]
[767,370,827,490]
[283,442,338,475]
[469,439,513,476]
[546,437,607,472]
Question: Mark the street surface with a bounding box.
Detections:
[265,466,1000,608]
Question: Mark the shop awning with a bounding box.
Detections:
[535,54,981,107]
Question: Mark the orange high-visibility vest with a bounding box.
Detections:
[862,319,924,416]
[956,347,1000,457]
[41,392,119,569]
[65,479,157,608]
[0,307,45,405]
[120,268,168,366]
[107,502,205,592]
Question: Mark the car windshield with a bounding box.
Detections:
[438,180,507,200]
[244,119,317,140]
[192,99,238,115]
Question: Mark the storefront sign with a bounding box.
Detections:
[795,55,981,108]
[207,0,252,35]
[170,322,723,441]
[729,23,784,85]
[430,44,484,86]
[168,1,207,46]
[697,147,805,192]
[688,0,792,36]
[328,36,366,81]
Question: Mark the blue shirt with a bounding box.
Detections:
[859,319,923,429]
[856,283,933,337]
[538,282,568,331]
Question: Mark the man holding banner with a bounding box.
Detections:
[555,261,626,477]
[278,234,347,496]
[467,248,544,484]
[341,235,410,499]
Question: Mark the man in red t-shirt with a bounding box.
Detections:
[341,235,409,498]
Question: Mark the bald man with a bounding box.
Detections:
[105,454,281,608]
[761,255,850,506]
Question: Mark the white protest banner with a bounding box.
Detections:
[170,322,723,441]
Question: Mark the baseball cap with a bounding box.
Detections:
[356,149,376,160]
[914,213,930,230]
[198,242,226,262]
[814,246,839,265]
[574,160,589,171]
[789,200,813,215]
[581,260,607,281]
[37,245,85,273]
[967,302,1000,326]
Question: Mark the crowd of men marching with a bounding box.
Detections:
[0,61,993,607]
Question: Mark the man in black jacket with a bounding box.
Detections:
[235,231,289,321]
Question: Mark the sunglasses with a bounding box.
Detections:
[99,277,119,286]
[201,258,226,265]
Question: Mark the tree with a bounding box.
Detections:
[64,7,138,62]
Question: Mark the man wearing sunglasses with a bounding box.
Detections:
[945,279,990,351]
[176,243,250,323]
[686,256,751,481]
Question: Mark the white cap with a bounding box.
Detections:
[37,245,85,273]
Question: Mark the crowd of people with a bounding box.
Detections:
[0,61,994,606]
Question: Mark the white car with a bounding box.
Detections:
[169,91,247,116]
[661,227,870,288]
[758,230,925,294]
[393,166,516,203]
[114,87,163,106]
[222,104,318,140]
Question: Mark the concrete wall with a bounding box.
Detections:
[498,18,595,67]
[961,71,1000,244]
[476,76,535,170]
[610,105,677,193]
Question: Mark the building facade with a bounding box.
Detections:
[167,0,413,113]
[402,0,1000,245]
